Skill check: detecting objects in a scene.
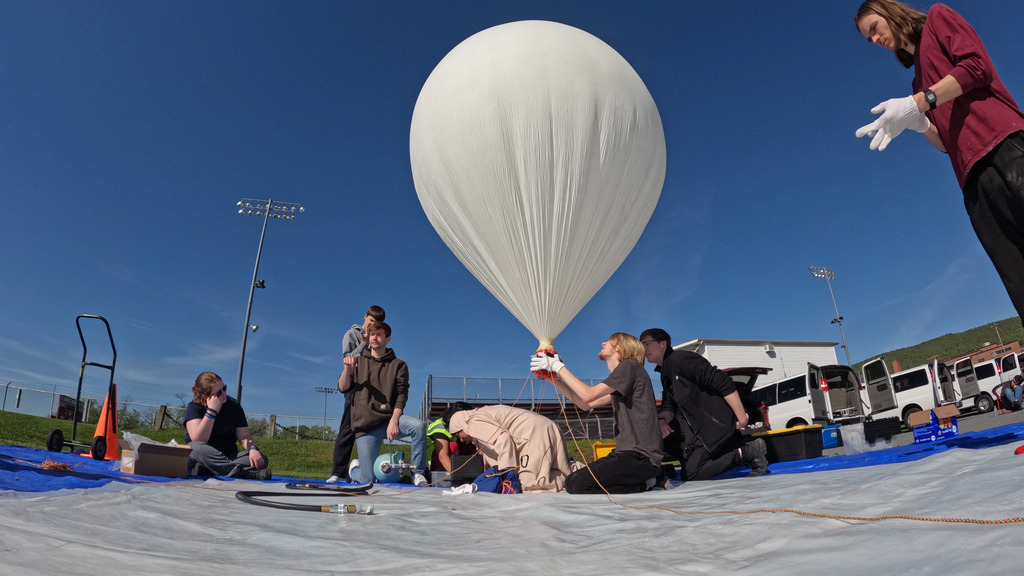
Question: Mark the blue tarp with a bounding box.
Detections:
[0,444,344,492]
[3,420,1024,492]
[716,419,1024,479]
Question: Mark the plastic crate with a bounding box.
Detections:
[449,454,484,486]
[752,424,823,463]
[864,417,902,443]
[592,441,616,460]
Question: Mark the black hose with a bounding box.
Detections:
[235,482,373,512]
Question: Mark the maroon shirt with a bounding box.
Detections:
[912,4,1024,188]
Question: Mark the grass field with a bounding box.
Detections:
[0,411,602,479]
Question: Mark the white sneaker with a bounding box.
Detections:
[413,473,428,487]
[326,475,340,484]
[348,459,360,483]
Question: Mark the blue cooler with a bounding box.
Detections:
[822,424,842,449]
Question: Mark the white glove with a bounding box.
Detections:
[530,353,565,375]
[442,483,478,495]
[855,95,930,151]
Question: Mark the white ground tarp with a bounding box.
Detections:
[3,441,1023,575]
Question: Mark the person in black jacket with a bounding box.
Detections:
[639,328,768,480]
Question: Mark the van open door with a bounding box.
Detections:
[933,359,961,405]
[861,357,898,414]
[999,353,1021,384]
[806,363,831,421]
[953,358,981,399]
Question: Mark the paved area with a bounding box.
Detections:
[823,404,1024,456]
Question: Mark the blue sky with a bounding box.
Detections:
[2,1,1022,420]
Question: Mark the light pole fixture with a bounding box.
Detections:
[235,198,304,403]
[314,386,337,440]
[809,266,853,366]
[992,323,1004,347]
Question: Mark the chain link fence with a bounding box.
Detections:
[421,375,615,440]
[1,382,341,441]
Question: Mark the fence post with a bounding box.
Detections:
[156,405,167,430]
[268,415,277,439]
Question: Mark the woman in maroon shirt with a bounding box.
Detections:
[854,1,1024,326]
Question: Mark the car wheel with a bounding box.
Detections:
[902,407,922,429]
[975,394,993,414]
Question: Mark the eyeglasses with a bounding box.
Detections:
[212,387,226,397]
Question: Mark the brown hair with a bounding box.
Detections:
[192,371,223,406]
[855,0,927,68]
[366,321,392,338]
[366,305,386,322]
[608,332,645,364]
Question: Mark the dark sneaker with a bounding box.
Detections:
[244,468,273,481]
[742,438,769,477]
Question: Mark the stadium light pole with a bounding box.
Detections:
[235,198,304,403]
[809,266,853,366]
[314,386,337,440]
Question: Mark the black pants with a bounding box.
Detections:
[964,131,1024,326]
[662,422,742,481]
[331,391,355,477]
[565,449,660,494]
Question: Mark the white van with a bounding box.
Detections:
[973,359,1003,404]
[861,358,960,427]
[751,362,897,429]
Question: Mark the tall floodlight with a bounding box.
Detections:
[314,386,337,440]
[235,198,304,403]
[809,266,853,366]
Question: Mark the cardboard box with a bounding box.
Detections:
[753,424,823,463]
[119,440,192,478]
[909,405,960,444]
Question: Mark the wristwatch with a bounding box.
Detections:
[924,88,937,111]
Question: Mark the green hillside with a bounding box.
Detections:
[852,316,1023,372]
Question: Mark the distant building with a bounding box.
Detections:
[674,338,841,382]
[944,341,1023,366]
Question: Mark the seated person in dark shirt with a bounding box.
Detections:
[184,371,271,480]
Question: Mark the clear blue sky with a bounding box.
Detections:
[2,1,1022,419]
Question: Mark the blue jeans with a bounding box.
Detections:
[1004,386,1023,408]
[351,415,427,483]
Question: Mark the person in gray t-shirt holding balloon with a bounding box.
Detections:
[531,332,663,494]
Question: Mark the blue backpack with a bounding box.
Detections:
[473,466,522,494]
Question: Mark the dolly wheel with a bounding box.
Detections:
[91,436,107,460]
[47,429,65,452]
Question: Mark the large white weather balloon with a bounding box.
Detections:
[410,20,666,354]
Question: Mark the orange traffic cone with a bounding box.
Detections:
[88,384,120,461]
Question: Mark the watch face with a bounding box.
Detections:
[926,90,937,104]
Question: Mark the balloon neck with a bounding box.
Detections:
[536,339,555,354]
